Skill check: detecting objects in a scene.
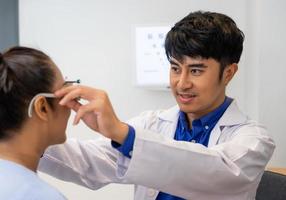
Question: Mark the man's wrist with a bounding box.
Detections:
[112,122,129,144]
[111,125,135,158]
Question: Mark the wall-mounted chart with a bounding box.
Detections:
[135,26,171,89]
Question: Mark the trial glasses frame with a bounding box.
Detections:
[27,79,80,118]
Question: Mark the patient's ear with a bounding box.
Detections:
[33,97,49,121]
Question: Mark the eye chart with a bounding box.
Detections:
[135,26,171,89]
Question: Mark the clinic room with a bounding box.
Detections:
[0,0,285,200]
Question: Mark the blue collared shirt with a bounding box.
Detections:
[112,97,232,200]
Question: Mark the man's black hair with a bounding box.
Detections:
[165,11,244,79]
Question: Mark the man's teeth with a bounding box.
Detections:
[180,94,196,98]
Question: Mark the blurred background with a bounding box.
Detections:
[1,0,285,199]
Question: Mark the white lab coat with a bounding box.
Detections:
[39,101,275,200]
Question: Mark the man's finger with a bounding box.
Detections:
[54,85,78,97]
[73,103,98,125]
[59,88,83,105]
[65,100,82,112]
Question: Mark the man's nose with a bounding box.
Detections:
[177,72,192,90]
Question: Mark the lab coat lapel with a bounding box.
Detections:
[156,101,247,147]
[208,101,248,147]
[157,105,180,139]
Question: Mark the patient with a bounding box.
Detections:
[0,46,70,199]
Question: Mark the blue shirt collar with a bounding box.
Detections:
[179,97,233,130]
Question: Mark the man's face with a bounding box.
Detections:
[170,56,229,120]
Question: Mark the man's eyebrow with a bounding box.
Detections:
[187,63,207,68]
[169,59,207,68]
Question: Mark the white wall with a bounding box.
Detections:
[19,0,286,199]
[258,0,286,167]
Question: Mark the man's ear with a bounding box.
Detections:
[223,63,238,85]
[33,97,49,121]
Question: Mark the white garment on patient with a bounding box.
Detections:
[0,159,66,200]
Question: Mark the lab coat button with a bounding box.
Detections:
[129,151,133,157]
[205,125,209,130]
[147,189,156,197]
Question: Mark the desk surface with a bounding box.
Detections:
[267,167,286,175]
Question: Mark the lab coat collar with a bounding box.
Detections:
[216,100,248,126]
[157,100,248,147]
[158,105,180,123]
[208,100,248,147]
[157,100,247,127]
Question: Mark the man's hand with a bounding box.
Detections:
[55,85,128,144]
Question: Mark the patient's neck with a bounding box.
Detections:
[0,132,46,172]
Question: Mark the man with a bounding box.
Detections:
[39,11,275,200]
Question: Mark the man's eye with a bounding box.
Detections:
[191,69,203,75]
[171,66,180,73]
